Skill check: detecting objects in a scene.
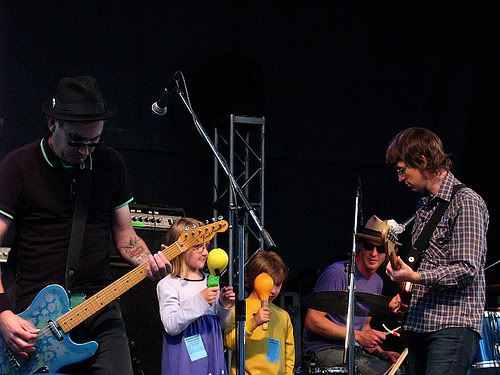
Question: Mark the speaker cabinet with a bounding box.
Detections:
[111,227,172,375]
[112,263,163,375]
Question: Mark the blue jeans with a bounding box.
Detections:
[405,328,480,375]
[315,346,392,375]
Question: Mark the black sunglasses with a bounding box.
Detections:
[363,242,385,254]
[63,127,104,148]
[67,140,104,148]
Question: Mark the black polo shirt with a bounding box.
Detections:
[0,138,133,310]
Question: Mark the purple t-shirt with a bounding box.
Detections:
[302,261,383,353]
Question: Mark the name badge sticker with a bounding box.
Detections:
[184,334,208,362]
[266,337,280,363]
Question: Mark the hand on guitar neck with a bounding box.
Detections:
[382,222,421,321]
[385,256,421,321]
[385,256,421,285]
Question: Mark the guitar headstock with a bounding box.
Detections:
[383,220,401,269]
[177,220,229,250]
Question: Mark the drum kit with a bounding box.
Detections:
[298,282,500,373]
[294,366,349,374]
[470,284,500,370]
[299,291,401,375]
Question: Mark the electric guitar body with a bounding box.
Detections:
[0,284,97,375]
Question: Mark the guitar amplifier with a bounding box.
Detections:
[110,203,185,267]
[117,203,184,375]
[129,203,185,231]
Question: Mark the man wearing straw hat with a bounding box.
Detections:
[303,216,401,375]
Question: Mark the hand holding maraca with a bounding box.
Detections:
[253,272,274,331]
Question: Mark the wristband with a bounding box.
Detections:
[0,293,12,313]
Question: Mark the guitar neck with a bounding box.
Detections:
[57,242,184,332]
[388,250,399,271]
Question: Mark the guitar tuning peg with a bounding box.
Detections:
[217,215,223,220]
[211,217,216,222]
[205,220,209,224]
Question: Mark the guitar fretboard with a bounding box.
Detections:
[57,220,227,332]
[57,242,184,332]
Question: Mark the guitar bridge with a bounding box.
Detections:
[4,347,20,368]
[3,343,40,369]
[48,320,64,341]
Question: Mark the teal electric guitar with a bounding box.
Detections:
[0,220,228,375]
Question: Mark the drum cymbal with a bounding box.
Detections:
[301,290,392,318]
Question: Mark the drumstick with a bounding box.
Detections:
[384,347,408,375]
[383,325,401,337]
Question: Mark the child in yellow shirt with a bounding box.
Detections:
[223,250,295,374]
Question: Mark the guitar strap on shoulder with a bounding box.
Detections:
[65,169,93,293]
[405,184,466,270]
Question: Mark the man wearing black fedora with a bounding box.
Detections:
[0,76,171,374]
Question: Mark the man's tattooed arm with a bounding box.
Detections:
[119,236,151,266]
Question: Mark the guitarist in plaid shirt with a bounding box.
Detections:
[385,127,489,375]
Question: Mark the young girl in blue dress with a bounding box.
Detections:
[156,217,235,375]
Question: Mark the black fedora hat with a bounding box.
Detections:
[41,76,115,121]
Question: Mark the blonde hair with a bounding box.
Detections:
[164,217,204,278]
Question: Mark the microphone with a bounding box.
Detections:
[207,248,229,287]
[253,272,274,331]
[151,72,180,115]
[357,175,364,228]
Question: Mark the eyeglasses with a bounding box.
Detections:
[192,243,213,253]
[63,127,104,148]
[363,242,385,254]
[395,166,407,176]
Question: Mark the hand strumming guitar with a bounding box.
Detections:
[0,310,39,358]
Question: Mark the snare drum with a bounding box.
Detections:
[293,366,348,374]
[472,310,500,368]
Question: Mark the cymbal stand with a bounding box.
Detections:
[343,184,361,374]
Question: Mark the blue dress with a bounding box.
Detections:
[157,273,230,375]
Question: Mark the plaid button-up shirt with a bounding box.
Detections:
[404,172,489,335]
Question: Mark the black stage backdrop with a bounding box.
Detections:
[1,1,499,372]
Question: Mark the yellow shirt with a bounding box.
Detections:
[223,298,295,375]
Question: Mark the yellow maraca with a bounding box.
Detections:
[207,248,229,287]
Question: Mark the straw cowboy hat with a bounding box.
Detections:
[355,215,390,246]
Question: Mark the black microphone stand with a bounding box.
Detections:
[343,183,361,375]
[172,73,276,375]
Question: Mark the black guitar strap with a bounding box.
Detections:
[406,184,466,270]
[65,169,93,293]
